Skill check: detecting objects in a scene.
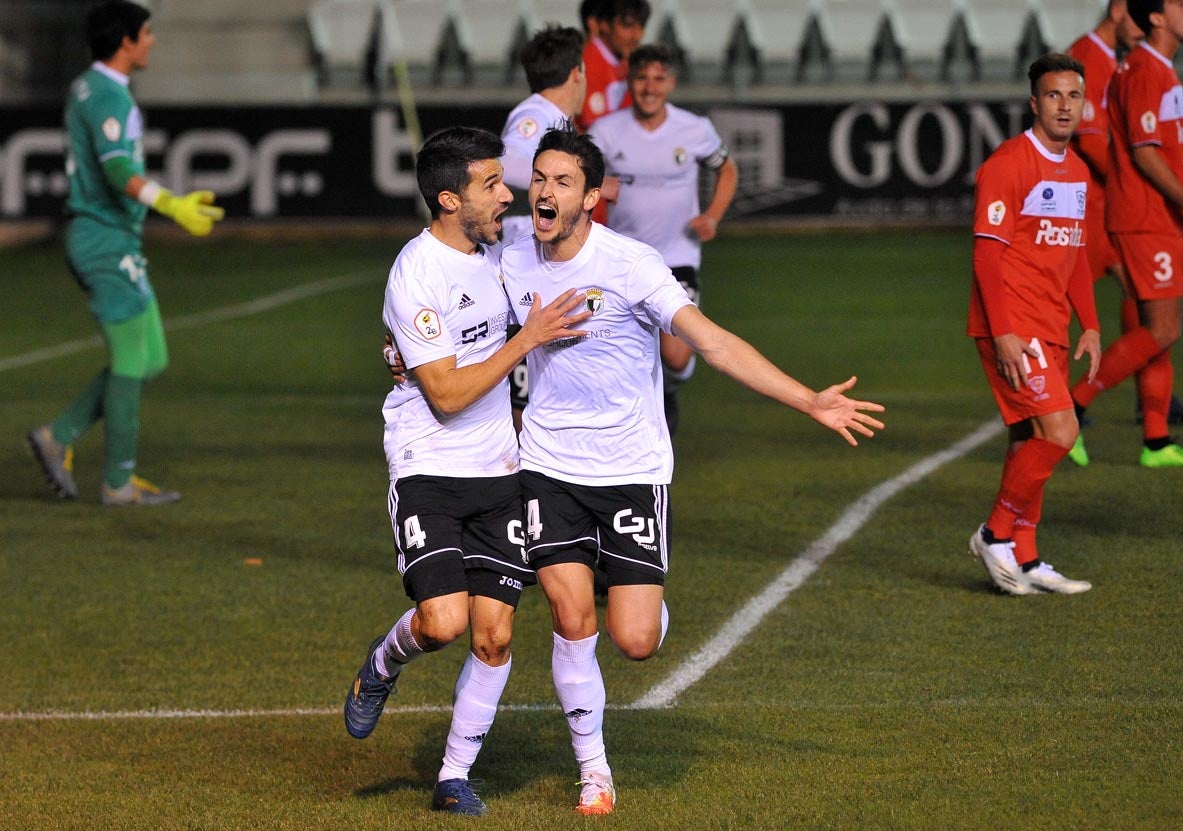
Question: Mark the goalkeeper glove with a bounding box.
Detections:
[139,183,225,236]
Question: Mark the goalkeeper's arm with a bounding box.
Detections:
[103,156,225,236]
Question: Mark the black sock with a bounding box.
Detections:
[1145,436,1171,451]
[1021,559,1041,573]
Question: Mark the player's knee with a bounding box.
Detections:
[610,629,660,662]
[471,629,512,665]
[417,609,469,650]
[143,354,168,381]
[1148,317,1181,348]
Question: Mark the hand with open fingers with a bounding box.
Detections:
[1075,328,1101,384]
[383,332,408,384]
[809,376,886,446]
[519,289,592,348]
[992,332,1039,391]
[154,189,225,236]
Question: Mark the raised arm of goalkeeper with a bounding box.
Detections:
[103,156,225,236]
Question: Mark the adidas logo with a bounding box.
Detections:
[613,151,625,160]
[565,707,592,722]
[518,293,533,306]
[458,293,475,310]
[464,732,487,744]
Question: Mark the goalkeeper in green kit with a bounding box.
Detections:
[26,0,224,505]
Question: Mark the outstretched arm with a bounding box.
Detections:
[670,304,885,445]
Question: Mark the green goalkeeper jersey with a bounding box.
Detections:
[65,62,148,237]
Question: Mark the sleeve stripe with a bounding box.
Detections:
[98,149,131,161]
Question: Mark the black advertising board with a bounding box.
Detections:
[0,100,1030,222]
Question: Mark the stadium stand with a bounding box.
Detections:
[0,0,1126,103]
[1036,0,1106,50]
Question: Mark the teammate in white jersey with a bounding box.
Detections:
[588,44,738,434]
[499,126,885,815]
[343,127,589,817]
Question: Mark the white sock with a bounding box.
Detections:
[658,600,669,650]
[438,653,511,782]
[375,608,423,676]
[552,632,610,777]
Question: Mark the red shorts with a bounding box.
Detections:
[1112,232,1183,300]
[976,337,1073,425]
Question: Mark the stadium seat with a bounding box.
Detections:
[743,0,817,79]
[651,0,746,83]
[961,0,1047,81]
[376,0,455,82]
[814,0,903,82]
[454,0,536,84]
[891,0,966,81]
[1036,0,1106,50]
[308,0,379,87]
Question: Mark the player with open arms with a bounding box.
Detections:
[1069,0,1183,467]
[342,127,589,816]
[967,53,1101,595]
[499,126,884,815]
[27,0,224,505]
[589,43,739,434]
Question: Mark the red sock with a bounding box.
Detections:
[1137,349,1175,440]
[986,438,1067,539]
[1011,488,1043,567]
[1120,297,1140,333]
[1072,327,1161,407]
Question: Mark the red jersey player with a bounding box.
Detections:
[575,0,649,132]
[1071,0,1183,467]
[967,53,1100,595]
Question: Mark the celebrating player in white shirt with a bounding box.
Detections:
[343,126,589,817]
[588,43,739,433]
[499,126,885,815]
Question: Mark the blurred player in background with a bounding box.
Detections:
[967,54,1099,595]
[501,125,884,814]
[1066,1,1182,442]
[343,127,588,816]
[26,0,223,506]
[1071,0,1183,467]
[576,0,650,132]
[589,44,738,434]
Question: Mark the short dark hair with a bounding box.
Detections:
[628,43,674,75]
[1027,52,1085,97]
[416,127,505,218]
[579,0,603,33]
[520,25,585,93]
[86,1,151,62]
[534,126,605,192]
[1127,0,1161,35]
[596,0,651,25]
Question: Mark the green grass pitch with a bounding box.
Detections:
[1,229,1180,830]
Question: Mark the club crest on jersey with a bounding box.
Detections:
[988,200,1006,226]
[589,91,606,115]
[415,308,441,339]
[1083,100,1095,122]
[517,117,538,138]
[1142,110,1157,134]
[1028,375,1046,395]
[1076,189,1086,213]
[102,117,121,141]
[584,287,605,313]
[673,147,688,165]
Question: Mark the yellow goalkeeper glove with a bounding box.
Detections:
[141,184,225,236]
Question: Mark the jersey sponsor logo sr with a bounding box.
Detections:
[1034,219,1083,247]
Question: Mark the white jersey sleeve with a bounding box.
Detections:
[501,93,569,191]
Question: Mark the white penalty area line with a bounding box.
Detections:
[0,271,376,374]
[628,417,1005,710]
[0,420,1005,724]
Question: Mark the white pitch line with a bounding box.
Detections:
[0,421,1004,724]
[629,418,1005,710]
[0,271,376,374]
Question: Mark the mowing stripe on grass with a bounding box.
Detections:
[0,420,1004,723]
[629,418,1005,710]
[0,271,376,373]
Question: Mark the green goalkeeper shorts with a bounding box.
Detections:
[66,216,156,325]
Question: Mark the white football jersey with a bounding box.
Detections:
[500,222,694,486]
[501,93,570,191]
[382,230,518,479]
[589,104,727,270]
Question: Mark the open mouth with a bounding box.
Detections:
[536,203,558,233]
